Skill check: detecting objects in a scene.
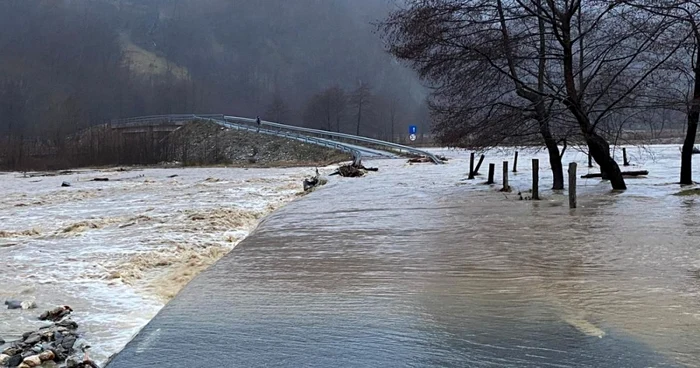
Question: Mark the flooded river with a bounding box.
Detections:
[106,146,699,367]
[0,166,316,364]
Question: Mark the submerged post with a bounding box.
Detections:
[588,152,593,168]
[513,151,518,172]
[468,152,476,179]
[502,161,510,192]
[568,162,577,208]
[474,154,485,175]
[623,147,630,166]
[532,159,540,200]
[487,163,495,184]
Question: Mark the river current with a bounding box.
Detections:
[106,145,700,367]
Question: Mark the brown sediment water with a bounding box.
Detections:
[0,166,323,365]
[4,147,700,367]
[105,146,699,368]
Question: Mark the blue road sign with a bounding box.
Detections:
[409,125,417,135]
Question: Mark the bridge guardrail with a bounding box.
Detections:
[201,117,367,166]
[223,115,443,164]
[110,114,224,128]
[108,114,440,165]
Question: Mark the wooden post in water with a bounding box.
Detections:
[502,161,510,191]
[568,162,577,208]
[512,151,518,172]
[474,154,485,175]
[623,147,630,166]
[487,163,495,184]
[588,152,593,168]
[468,152,476,179]
[532,159,540,200]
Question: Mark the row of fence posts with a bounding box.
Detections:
[468,151,578,208]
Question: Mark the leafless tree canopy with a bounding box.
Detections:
[351,82,374,136]
[303,86,348,132]
[383,0,696,189]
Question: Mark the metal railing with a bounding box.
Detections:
[110,114,224,128]
[223,115,443,164]
[201,117,392,167]
[108,114,442,164]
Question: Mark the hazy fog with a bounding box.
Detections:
[0,0,427,139]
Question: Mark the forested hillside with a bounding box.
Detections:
[0,0,427,145]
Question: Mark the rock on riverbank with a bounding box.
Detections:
[1,305,97,368]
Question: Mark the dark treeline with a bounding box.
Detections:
[0,0,428,170]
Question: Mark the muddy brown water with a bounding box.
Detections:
[106,147,699,367]
[0,167,315,364]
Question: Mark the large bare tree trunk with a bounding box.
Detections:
[542,127,564,190]
[681,106,699,185]
[555,3,626,190]
[534,101,564,189]
[536,4,563,190]
[587,132,626,189]
[498,0,564,190]
[681,48,700,185]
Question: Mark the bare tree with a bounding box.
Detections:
[303,86,347,131]
[383,0,569,188]
[623,0,700,184]
[350,81,372,136]
[385,0,688,190]
[326,86,347,133]
[528,1,687,189]
[303,93,329,130]
[266,93,290,123]
[389,96,398,142]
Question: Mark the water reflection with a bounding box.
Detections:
[108,148,699,368]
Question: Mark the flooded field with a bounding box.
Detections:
[3,145,700,367]
[0,166,320,364]
[108,145,699,368]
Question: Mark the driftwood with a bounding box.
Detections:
[330,164,378,177]
[408,157,432,163]
[334,165,364,177]
[93,178,109,182]
[409,154,449,163]
[303,169,322,191]
[581,170,648,179]
[329,165,360,177]
[303,177,319,191]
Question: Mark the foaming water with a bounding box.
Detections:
[0,166,320,364]
[108,145,698,368]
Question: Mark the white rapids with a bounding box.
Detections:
[0,165,327,365]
